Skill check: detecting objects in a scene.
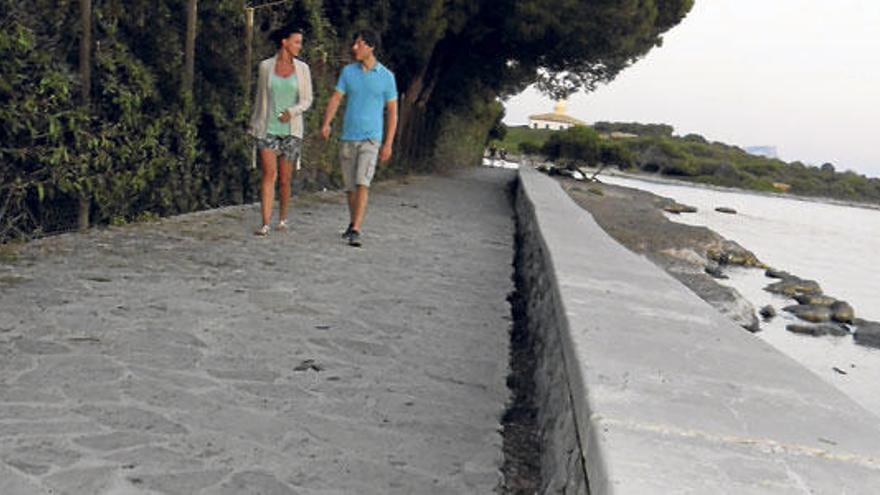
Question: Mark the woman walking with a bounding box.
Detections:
[249,25,313,236]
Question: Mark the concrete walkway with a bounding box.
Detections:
[0,169,515,494]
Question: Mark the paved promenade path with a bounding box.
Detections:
[0,168,515,494]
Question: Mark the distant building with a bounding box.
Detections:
[745,146,778,159]
[772,182,791,192]
[528,101,586,130]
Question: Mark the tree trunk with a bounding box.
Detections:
[183,0,198,99]
[78,0,91,232]
[77,194,90,232]
[393,39,456,168]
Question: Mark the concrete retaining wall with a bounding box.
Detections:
[515,166,880,494]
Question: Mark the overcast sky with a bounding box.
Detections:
[503,0,880,178]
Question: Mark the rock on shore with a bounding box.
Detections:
[783,304,833,323]
[663,202,698,214]
[765,271,856,325]
[557,173,875,351]
[559,179,761,333]
[760,305,776,319]
[786,323,850,337]
[854,320,880,349]
[765,277,822,297]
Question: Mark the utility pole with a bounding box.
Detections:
[183,0,198,99]
[245,7,255,102]
[78,0,92,231]
[79,0,91,103]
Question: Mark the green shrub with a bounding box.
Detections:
[541,126,601,165]
[599,141,635,169]
[519,141,543,156]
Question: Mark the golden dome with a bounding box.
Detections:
[554,100,566,115]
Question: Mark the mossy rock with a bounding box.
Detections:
[765,278,822,297]
[786,323,849,337]
[663,202,697,214]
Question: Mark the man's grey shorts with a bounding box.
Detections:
[339,139,379,191]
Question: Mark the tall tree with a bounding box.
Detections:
[2,0,695,240]
[360,0,697,168]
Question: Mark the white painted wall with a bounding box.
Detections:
[529,119,572,131]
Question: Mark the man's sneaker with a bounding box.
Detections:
[341,223,354,239]
[347,229,362,247]
[254,224,270,236]
[276,220,289,232]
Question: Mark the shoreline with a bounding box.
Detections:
[510,154,880,212]
[547,166,880,416]
[554,172,880,345]
[556,175,763,332]
[516,165,880,490]
[602,168,880,212]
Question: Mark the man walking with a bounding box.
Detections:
[321,29,398,247]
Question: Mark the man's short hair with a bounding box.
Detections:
[352,29,380,51]
[269,25,304,48]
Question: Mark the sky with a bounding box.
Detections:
[503,0,880,178]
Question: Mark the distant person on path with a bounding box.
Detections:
[320,29,398,247]
[249,25,313,236]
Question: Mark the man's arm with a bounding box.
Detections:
[380,99,398,162]
[321,90,344,140]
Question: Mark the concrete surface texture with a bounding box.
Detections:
[0,168,515,494]
[517,166,880,494]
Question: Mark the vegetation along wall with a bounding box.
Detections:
[0,0,693,242]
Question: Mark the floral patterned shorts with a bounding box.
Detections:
[255,134,302,162]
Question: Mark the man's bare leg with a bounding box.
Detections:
[347,190,357,226]
[351,185,369,232]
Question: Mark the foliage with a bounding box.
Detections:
[2,0,694,242]
[594,121,674,137]
[488,116,507,143]
[518,141,542,156]
[494,125,555,151]
[599,141,635,169]
[0,6,88,238]
[541,126,601,166]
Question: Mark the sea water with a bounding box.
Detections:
[602,174,880,417]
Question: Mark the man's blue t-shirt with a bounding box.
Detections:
[335,62,397,141]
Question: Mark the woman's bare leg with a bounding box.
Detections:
[278,156,294,223]
[259,148,278,227]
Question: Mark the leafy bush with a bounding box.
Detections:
[541,126,601,165]
[599,141,635,169]
[518,141,542,155]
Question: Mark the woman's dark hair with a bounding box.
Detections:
[269,25,304,48]
[352,29,380,51]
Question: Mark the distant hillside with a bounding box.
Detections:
[495,123,880,205]
[494,126,556,151]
